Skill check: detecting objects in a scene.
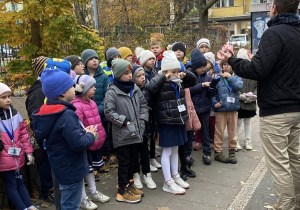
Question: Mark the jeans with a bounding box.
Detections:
[59,180,83,210]
[52,171,61,210]
[134,136,150,175]
[1,170,33,210]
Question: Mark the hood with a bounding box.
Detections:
[27,80,42,95]
[31,99,76,140]
[267,13,300,27]
[84,65,104,77]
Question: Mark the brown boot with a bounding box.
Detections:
[99,156,110,173]
[214,151,230,163]
[128,180,144,197]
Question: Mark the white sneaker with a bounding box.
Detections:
[150,158,161,169]
[172,174,190,189]
[90,190,110,203]
[143,173,156,189]
[133,172,143,189]
[80,197,98,210]
[236,140,242,150]
[150,164,158,172]
[162,179,186,195]
[244,138,253,150]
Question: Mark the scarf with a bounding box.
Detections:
[113,78,134,94]
[267,13,300,27]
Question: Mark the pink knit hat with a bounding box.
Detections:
[222,44,235,56]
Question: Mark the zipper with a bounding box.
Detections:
[129,93,142,139]
[177,85,185,124]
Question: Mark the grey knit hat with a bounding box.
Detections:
[64,55,82,70]
[112,59,131,79]
[81,49,99,66]
[105,47,121,61]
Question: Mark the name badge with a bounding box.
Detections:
[178,104,186,112]
[8,147,21,156]
[227,97,235,104]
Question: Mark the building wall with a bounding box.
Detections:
[210,0,251,18]
[5,2,23,12]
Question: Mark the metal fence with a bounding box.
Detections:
[0,45,21,77]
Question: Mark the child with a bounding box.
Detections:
[131,66,157,190]
[72,75,110,209]
[197,38,210,54]
[222,44,235,56]
[236,49,257,150]
[65,55,85,79]
[100,47,121,82]
[81,49,111,173]
[32,69,97,209]
[118,47,133,63]
[147,50,197,195]
[0,83,37,210]
[172,42,190,69]
[150,40,164,69]
[211,62,243,164]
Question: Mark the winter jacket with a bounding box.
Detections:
[146,71,197,125]
[228,13,300,117]
[184,89,201,132]
[72,96,106,151]
[84,66,110,121]
[239,78,257,112]
[104,84,149,149]
[0,106,33,172]
[189,72,215,114]
[211,74,243,112]
[100,61,114,82]
[31,99,94,185]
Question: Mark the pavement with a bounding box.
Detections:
[39,115,277,210]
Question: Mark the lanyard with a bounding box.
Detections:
[170,82,181,101]
[0,107,15,145]
[223,77,232,93]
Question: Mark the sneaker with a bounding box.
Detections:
[90,190,110,203]
[228,149,237,164]
[116,190,141,203]
[80,197,97,210]
[155,150,161,157]
[40,188,54,204]
[172,174,190,189]
[150,164,158,172]
[162,179,186,195]
[244,138,253,150]
[133,173,143,189]
[143,173,156,189]
[150,158,161,169]
[100,156,110,173]
[214,151,230,163]
[193,143,202,151]
[202,155,211,165]
[236,140,242,150]
[128,181,144,197]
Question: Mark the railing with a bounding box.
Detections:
[0,45,21,78]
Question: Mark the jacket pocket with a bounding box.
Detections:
[122,123,138,140]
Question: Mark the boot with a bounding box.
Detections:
[100,156,110,173]
[228,149,237,164]
[244,138,253,150]
[178,171,188,181]
[180,165,196,178]
[214,151,230,163]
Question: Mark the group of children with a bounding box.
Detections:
[0,38,257,210]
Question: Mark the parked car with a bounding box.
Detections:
[227,34,251,47]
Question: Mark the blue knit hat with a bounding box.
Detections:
[191,49,207,71]
[44,58,71,75]
[81,49,99,66]
[41,69,74,99]
[132,65,144,79]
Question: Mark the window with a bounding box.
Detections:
[215,0,234,8]
[11,3,17,11]
[251,0,273,4]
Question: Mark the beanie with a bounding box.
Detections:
[134,47,144,57]
[138,50,156,67]
[111,59,132,79]
[172,42,186,55]
[160,50,181,73]
[105,47,121,61]
[191,49,207,71]
[64,55,82,70]
[132,65,144,79]
[81,49,99,66]
[204,52,215,66]
[32,56,49,76]
[44,58,72,74]
[0,83,11,96]
[237,48,250,61]
[118,47,133,60]
[74,75,96,96]
[222,44,235,56]
[196,38,211,49]
[41,69,74,99]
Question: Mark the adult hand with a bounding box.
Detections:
[27,154,35,165]
[247,50,254,60]
[215,101,222,108]
[179,72,186,79]
[221,72,231,78]
[217,50,231,64]
[86,125,97,137]
[202,82,211,87]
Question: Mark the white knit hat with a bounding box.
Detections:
[0,83,11,96]
[159,50,181,73]
[237,48,251,61]
[135,47,144,57]
[204,52,215,65]
[138,50,156,67]
[196,38,211,49]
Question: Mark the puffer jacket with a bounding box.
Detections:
[211,74,243,112]
[84,66,110,121]
[104,84,149,149]
[146,71,197,125]
[184,89,201,131]
[72,96,106,151]
[0,106,33,172]
[239,78,257,111]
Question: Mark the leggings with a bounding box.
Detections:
[161,146,179,181]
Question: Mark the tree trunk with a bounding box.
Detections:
[199,7,208,37]
[30,19,42,58]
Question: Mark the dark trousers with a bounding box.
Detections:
[185,130,194,157]
[101,122,112,157]
[134,136,150,175]
[1,170,33,210]
[149,132,157,159]
[197,112,211,156]
[178,143,187,169]
[52,171,61,210]
[116,144,138,193]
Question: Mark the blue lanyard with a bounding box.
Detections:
[0,107,15,144]
[170,82,181,100]
[129,89,133,99]
[223,77,232,93]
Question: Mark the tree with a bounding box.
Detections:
[197,0,219,37]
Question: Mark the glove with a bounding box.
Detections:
[210,76,221,89]
[27,154,35,165]
[0,140,4,152]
